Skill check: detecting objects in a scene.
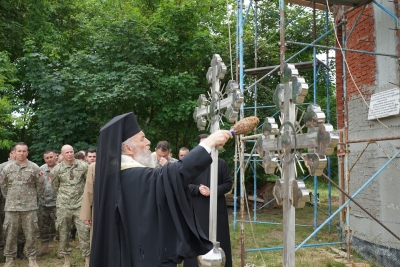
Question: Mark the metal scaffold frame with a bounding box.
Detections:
[230,0,400,265]
[233,0,338,259]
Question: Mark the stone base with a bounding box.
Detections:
[351,235,400,267]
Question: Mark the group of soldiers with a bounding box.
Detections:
[0,143,96,267]
[0,139,190,267]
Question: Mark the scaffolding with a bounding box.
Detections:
[231,0,400,266]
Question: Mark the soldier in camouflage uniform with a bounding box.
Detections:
[0,147,28,260]
[0,142,45,267]
[37,150,59,258]
[51,145,90,267]
[0,147,16,251]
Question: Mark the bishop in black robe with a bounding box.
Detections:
[184,158,233,267]
[90,112,232,267]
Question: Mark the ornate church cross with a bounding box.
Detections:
[193,54,243,266]
[255,63,338,266]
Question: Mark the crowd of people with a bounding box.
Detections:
[0,113,233,267]
[0,144,97,267]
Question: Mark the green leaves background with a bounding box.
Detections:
[0,0,336,184]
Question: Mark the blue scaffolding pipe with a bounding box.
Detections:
[295,151,400,252]
[346,5,366,42]
[344,4,365,15]
[286,41,400,58]
[233,0,241,230]
[238,2,245,264]
[372,0,399,28]
[272,110,280,117]
[243,0,254,25]
[256,197,277,210]
[249,162,256,172]
[308,64,324,98]
[246,242,344,252]
[238,221,312,227]
[245,24,341,92]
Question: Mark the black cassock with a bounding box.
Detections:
[90,146,213,267]
[184,158,233,267]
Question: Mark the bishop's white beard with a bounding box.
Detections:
[133,146,156,168]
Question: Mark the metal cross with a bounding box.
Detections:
[255,63,339,266]
[193,54,243,266]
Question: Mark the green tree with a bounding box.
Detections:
[0,0,336,173]
[10,0,230,162]
[0,51,17,152]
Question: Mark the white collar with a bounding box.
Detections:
[121,154,145,170]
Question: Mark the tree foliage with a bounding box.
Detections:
[0,0,231,163]
[0,0,337,182]
[0,51,17,152]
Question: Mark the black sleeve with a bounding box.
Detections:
[178,146,212,187]
[188,184,200,195]
[217,159,233,197]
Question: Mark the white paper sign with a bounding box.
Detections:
[368,88,400,120]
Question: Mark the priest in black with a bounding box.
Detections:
[184,134,233,267]
[90,112,232,267]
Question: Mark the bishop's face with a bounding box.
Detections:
[131,131,151,154]
[127,131,155,168]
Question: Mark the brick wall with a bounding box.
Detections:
[345,5,376,94]
[335,4,377,130]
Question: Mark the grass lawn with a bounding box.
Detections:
[0,240,86,267]
[0,187,374,267]
[228,186,374,267]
